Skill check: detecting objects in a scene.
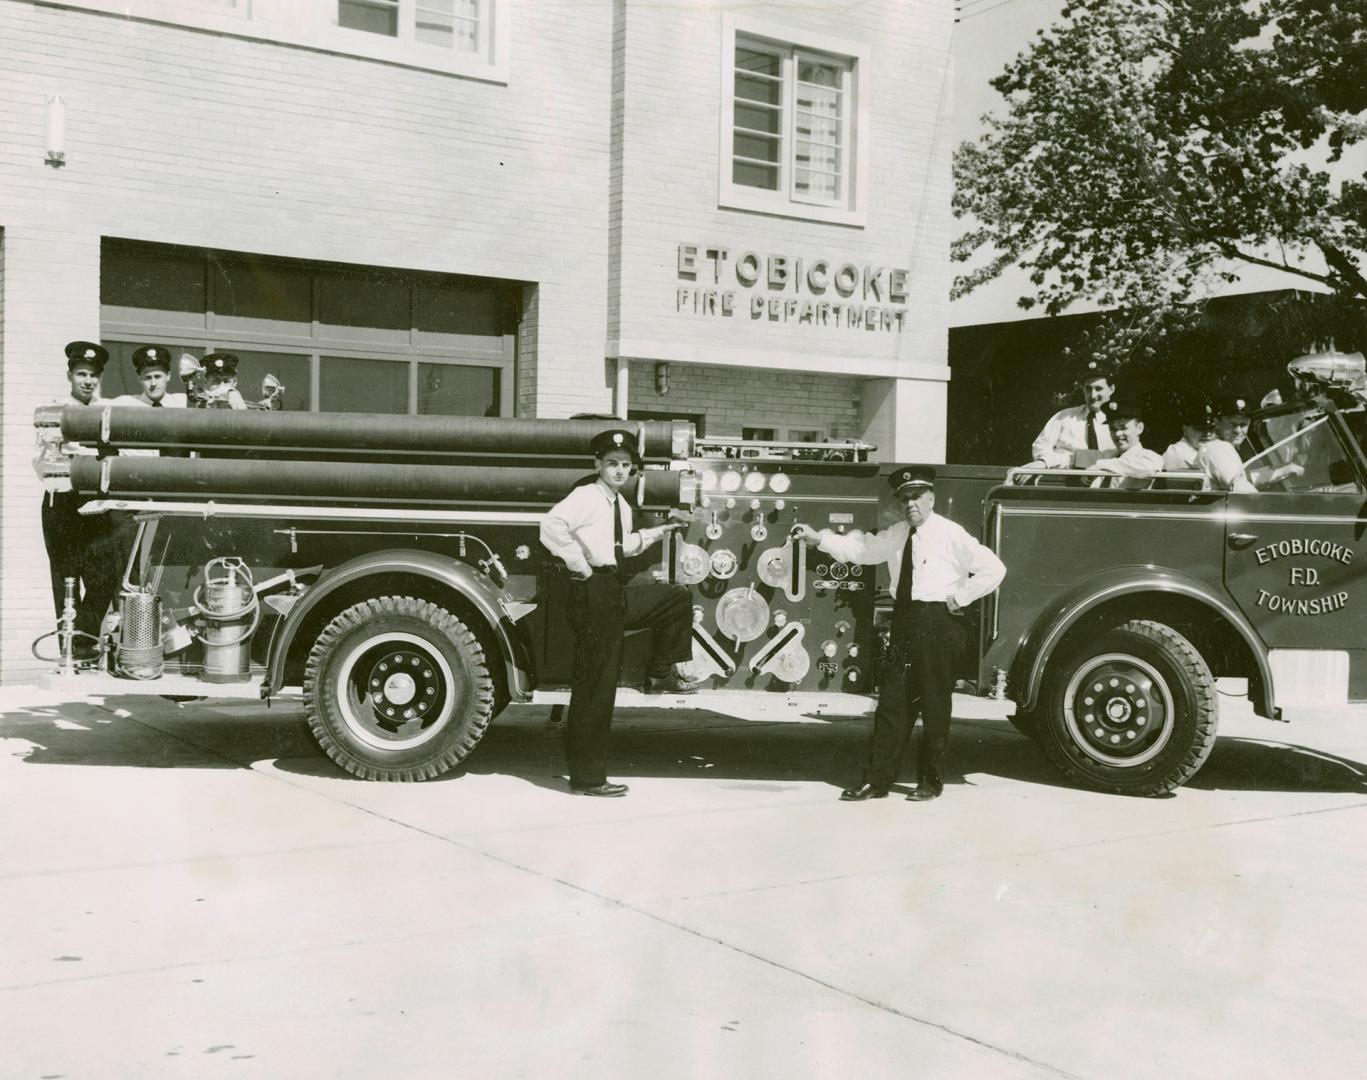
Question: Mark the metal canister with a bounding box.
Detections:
[198,557,256,683]
[117,591,164,679]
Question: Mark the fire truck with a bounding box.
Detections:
[30,351,1367,795]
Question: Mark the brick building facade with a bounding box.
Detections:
[0,0,953,679]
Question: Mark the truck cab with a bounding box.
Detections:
[974,352,1367,795]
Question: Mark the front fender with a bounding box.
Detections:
[262,549,534,700]
[1013,565,1275,717]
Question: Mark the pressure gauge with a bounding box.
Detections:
[701,471,719,492]
[744,470,766,493]
[719,470,743,493]
[769,473,791,494]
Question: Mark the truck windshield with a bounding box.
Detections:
[1245,411,1364,494]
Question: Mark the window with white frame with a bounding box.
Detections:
[339,0,484,53]
[54,3,505,79]
[720,16,868,227]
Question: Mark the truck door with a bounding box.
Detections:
[1223,412,1367,704]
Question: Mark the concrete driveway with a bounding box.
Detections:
[2,686,1365,1079]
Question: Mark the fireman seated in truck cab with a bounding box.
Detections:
[1082,400,1163,488]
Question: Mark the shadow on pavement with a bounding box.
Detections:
[7,698,1366,797]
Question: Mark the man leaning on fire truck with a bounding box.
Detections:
[539,429,694,798]
[792,466,1006,802]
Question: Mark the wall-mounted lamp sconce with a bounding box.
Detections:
[655,361,669,395]
[45,95,66,168]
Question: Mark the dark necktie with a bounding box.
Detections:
[612,494,624,568]
[895,527,916,608]
[152,400,162,407]
[1085,411,1099,450]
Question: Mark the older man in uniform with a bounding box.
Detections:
[1029,360,1117,468]
[539,429,694,797]
[41,341,125,656]
[792,466,1006,802]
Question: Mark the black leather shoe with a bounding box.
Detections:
[645,674,699,695]
[906,787,941,802]
[570,782,629,797]
[839,783,889,801]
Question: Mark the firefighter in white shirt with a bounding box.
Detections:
[1161,398,1216,472]
[42,341,126,657]
[539,429,693,798]
[1029,360,1117,467]
[791,466,1006,802]
[1083,400,1164,488]
[111,345,188,409]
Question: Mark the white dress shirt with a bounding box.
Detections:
[49,390,103,456]
[1086,445,1164,488]
[816,511,1005,609]
[1032,404,1115,467]
[1161,439,1200,471]
[1198,440,1256,493]
[109,392,187,408]
[539,479,665,577]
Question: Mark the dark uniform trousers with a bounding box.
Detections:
[864,600,965,794]
[41,492,133,641]
[565,571,692,786]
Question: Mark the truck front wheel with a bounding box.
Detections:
[1038,619,1217,796]
[303,596,495,781]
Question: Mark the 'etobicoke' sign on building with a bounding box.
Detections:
[675,243,909,332]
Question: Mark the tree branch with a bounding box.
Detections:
[1316,241,1367,300]
[1219,243,1341,290]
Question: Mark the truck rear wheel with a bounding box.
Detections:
[1038,619,1217,796]
[303,596,494,781]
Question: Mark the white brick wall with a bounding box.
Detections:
[627,361,863,440]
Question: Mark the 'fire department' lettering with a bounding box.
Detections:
[1254,588,1350,615]
[1254,538,1353,565]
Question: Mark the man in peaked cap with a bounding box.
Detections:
[194,351,248,409]
[1212,393,1255,460]
[539,428,693,797]
[1082,400,1165,489]
[1029,359,1117,468]
[1162,396,1217,472]
[112,345,187,409]
[792,465,1006,802]
[42,341,123,658]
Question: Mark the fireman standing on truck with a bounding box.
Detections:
[41,341,126,657]
[791,466,1006,802]
[1028,359,1117,467]
[539,429,694,798]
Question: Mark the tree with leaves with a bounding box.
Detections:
[953,0,1367,365]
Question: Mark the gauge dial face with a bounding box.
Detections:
[714,587,770,643]
[719,470,743,493]
[769,473,791,494]
[700,471,718,492]
[743,470,766,492]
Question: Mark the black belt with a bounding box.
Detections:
[590,565,620,575]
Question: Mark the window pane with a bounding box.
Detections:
[733,160,779,190]
[736,47,780,75]
[339,0,398,36]
[795,141,841,173]
[229,351,313,411]
[733,131,780,165]
[417,363,500,417]
[794,167,840,201]
[735,72,782,107]
[417,0,478,50]
[318,271,410,331]
[214,260,312,323]
[742,426,777,441]
[101,244,206,314]
[798,60,840,87]
[320,356,409,414]
[734,100,782,136]
[413,283,505,335]
[796,112,840,145]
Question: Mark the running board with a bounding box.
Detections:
[531,688,1016,720]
